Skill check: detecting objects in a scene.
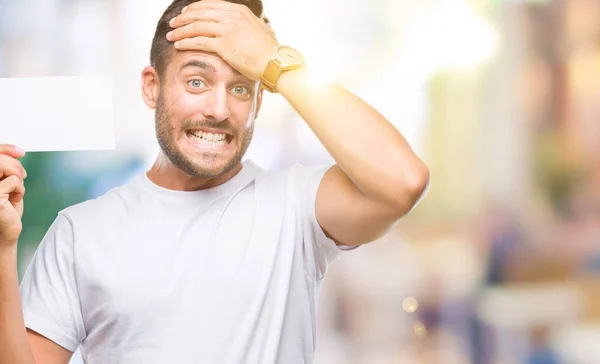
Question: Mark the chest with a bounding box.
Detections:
[75,189,302,335]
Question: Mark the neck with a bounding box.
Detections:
[146,153,243,191]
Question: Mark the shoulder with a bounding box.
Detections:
[250,160,332,189]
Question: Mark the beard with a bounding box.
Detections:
[154,94,254,178]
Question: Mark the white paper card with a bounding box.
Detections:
[0,76,115,152]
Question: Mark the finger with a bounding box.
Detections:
[167,21,226,42]
[174,36,220,53]
[170,8,233,28]
[183,1,258,23]
[0,175,25,205]
[0,155,27,180]
[182,0,246,14]
[0,144,25,159]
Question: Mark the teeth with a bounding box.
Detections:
[190,130,226,141]
[189,131,227,146]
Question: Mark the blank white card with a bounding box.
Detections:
[0,76,115,152]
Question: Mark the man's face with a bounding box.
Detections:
[154,51,261,178]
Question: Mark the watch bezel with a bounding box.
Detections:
[260,45,305,93]
[276,45,304,66]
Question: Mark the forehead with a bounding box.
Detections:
[168,50,244,79]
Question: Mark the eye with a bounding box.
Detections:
[188,79,206,89]
[232,85,249,95]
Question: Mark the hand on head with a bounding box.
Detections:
[166,0,278,81]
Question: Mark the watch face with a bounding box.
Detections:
[277,46,304,65]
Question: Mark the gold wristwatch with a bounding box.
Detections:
[260,45,305,93]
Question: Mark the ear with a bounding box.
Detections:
[254,87,264,119]
[141,66,160,109]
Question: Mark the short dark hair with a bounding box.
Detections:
[150,0,269,78]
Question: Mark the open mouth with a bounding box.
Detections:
[185,129,232,148]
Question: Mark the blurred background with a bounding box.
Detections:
[1,0,600,362]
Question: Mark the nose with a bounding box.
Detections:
[202,86,231,122]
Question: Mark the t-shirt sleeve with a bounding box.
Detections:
[19,213,86,352]
[296,164,357,281]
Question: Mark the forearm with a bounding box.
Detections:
[0,246,36,364]
[277,69,430,212]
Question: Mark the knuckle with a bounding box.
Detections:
[243,8,254,18]
[0,157,15,172]
[192,21,202,32]
[225,23,236,33]
[5,175,18,184]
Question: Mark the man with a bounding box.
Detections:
[0,0,429,363]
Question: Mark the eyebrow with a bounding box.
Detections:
[180,59,217,73]
[179,58,252,83]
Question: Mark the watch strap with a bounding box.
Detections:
[261,58,281,93]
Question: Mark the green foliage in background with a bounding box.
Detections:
[18,152,90,271]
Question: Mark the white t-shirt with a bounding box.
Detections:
[20,160,352,364]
